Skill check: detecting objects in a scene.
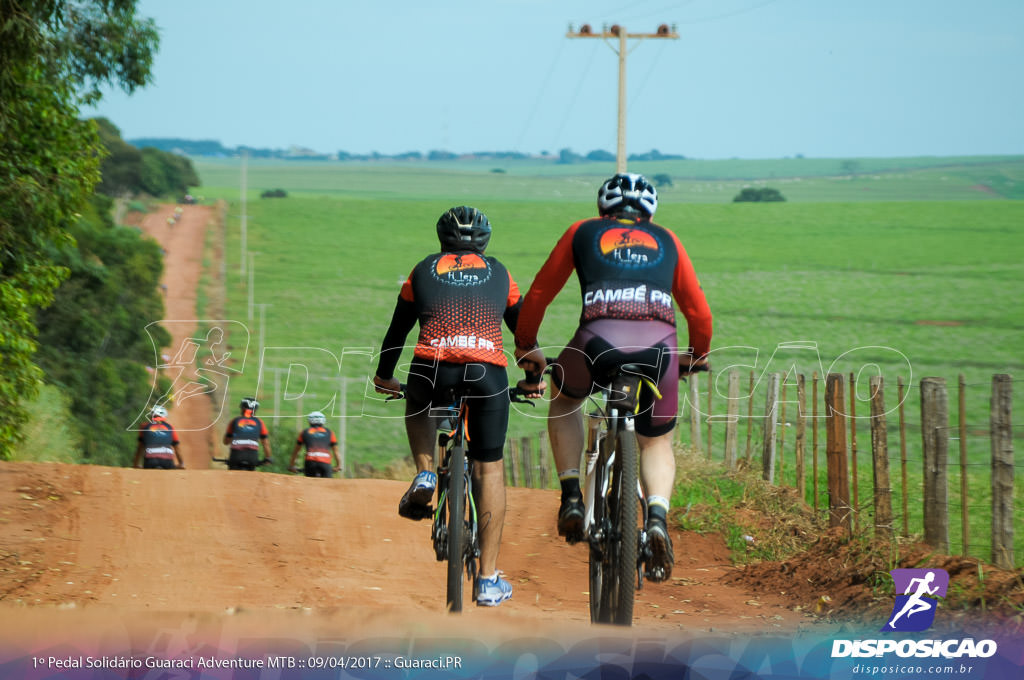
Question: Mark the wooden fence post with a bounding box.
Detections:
[506,437,520,487]
[897,377,909,537]
[958,374,969,557]
[849,372,859,533]
[813,372,819,512]
[537,431,551,489]
[705,370,714,459]
[779,378,788,478]
[745,371,755,462]
[990,374,1014,569]
[796,374,806,502]
[519,435,534,488]
[869,376,893,541]
[825,373,852,532]
[724,371,739,469]
[762,373,780,483]
[920,377,950,553]
[689,375,702,452]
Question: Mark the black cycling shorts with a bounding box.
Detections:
[304,460,334,478]
[404,358,509,463]
[143,457,176,470]
[551,318,680,438]
[228,448,261,470]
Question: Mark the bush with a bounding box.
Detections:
[652,173,674,187]
[733,187,786,202]
[260,189,288,198]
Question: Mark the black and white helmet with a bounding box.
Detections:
[597,173,658,218]
[149,404,168,419]
[240,397,259,414]
[436,206,491,253]
[308,411,326,426]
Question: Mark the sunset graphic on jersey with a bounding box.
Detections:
[435,253,487,276]
[599,228,659,255]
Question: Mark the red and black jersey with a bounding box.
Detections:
[139,417,178,459]
[515,216,712,358]
[297,426,336,463]
[225,413,268,451]
[376,251,522,379]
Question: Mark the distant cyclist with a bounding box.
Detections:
[222,397,273,470]
[515,173,713,582]
[372,206,541,607]
[134,405,184,469]
[289,411,340,477]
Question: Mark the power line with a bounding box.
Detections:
[675,0,784,25]
[515,38,566,152]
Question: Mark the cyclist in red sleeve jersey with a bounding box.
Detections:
[289,411,340,477]
[515,173,712,582]
[134,405,184,469]
[222,397,273,470]
[373,206,540,607]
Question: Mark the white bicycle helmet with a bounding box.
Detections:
[240,397,259,414]
[308,411,326,426]
[597,173,658,218]
[149,404,168,419]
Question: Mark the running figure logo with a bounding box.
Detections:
[882,568,949,632]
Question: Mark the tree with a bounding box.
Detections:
[733,187,786,202]
[35,194,171,464]
[0,1,158,458]
[586,149,616,162]
[557,148,583,164]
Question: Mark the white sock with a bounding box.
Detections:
[649,495,670,514]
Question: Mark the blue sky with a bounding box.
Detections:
[86,0,1024,159]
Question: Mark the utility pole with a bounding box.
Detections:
[240,148,248,276]
[567,23,678,173]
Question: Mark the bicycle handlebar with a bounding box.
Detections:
[384,382,538,406]
[211,456,272,467]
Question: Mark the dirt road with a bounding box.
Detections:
[134,203,219,468]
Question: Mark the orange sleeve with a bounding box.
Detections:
[514,222,581,348]
[667,229,713,358]
[260,420,269,437]
[506,270,521,307]
[399,272,414,302]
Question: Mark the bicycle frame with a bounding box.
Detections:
[583,365,656,626]
[385,380,535,612]
[429,395,479,613]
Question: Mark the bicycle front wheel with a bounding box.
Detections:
[593,429,638,626]
[445,443,467,612]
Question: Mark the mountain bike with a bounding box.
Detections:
[388,382,535,612]
[580,359,708,626]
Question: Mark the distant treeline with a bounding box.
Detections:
[129,138,686,164]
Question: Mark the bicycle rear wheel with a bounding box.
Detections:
[608,430,639,625]
[588,442,611,623]
[445,443,467,612]
[589,427,638,626]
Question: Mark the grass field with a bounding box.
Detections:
[192,156,1024,565]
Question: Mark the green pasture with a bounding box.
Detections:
[192,157,1024,565]
[194,155,1024,204]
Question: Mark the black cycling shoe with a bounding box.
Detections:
[557,496,585,544]
[645,516,674,582]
